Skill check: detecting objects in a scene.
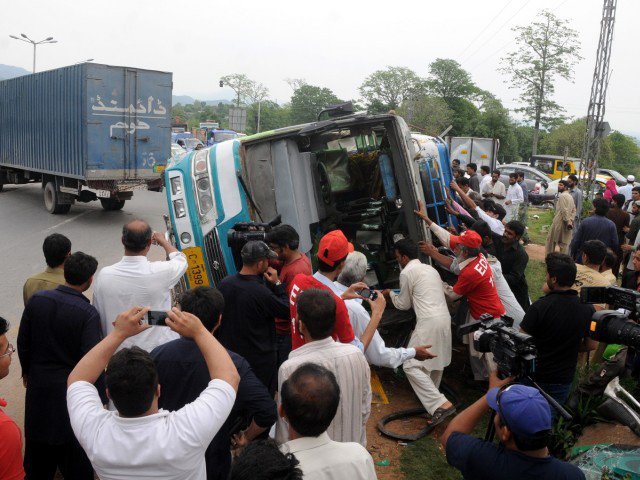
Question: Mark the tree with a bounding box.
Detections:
[398,95,454,136]
[289,85,342,125]
[425,58,476,99]
[475,98,518,162]
[246,82,270,133]
[446,97,481,137]
[246,101,291,134]
[220,73,255,106]
[539,118,586,158]
[500,10,582,156]
[359,66,424,112]
[285,78,307,91]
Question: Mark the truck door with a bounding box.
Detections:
[86,64,171,182]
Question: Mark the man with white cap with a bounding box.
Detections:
[618,175,636,202]
[441,373,586,479]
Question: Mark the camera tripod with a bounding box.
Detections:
[484,376,573,443]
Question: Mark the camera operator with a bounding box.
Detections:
[440,372,586,480]
[520,253,597,407]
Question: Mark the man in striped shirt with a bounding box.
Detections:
[276,289,371,447]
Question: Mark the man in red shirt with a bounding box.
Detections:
[266,225,312,367]
[0,316,25,480]
[289,230,383,351]
[443,230,505,380]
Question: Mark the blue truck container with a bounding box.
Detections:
[0,63,172,213]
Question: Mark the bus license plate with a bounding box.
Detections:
[183,247,210,288]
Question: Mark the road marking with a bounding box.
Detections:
[42,210,92,233]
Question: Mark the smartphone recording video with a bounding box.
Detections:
[147,311,168,326]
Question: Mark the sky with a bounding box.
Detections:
[2,0,639,136]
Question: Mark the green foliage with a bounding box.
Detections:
[398,95,454,136]
[476,98,518,160]
[220,73,256,107]
[525,256,548,303]
[549,393,606,459]
[501,10,582,154]
[445,97,481,137]
[245,101,291,134]
[539,118,586,157]
[359,66,425,112]
[289,84,342,125]
[426,58,477,99]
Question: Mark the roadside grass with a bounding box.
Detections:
[526,207,555,246]
[400,257,547,480]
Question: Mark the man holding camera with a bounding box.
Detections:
[441,372,586,479]
[217,241,290,396]
[520,253,598,406]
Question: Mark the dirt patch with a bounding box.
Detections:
[525,243,547,262]
[366,368,423,479]
[576,423,640,447]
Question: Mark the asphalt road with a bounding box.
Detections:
[0,182,169,430]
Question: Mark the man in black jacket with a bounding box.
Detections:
[216,241,290,395]
[18,252,105,479]
[495,220,530,310]
[152,287,277,480]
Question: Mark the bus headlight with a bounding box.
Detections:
[170,177,183,195]
[180,232,192,244]
[173,199,186,218]
[198,194,214,213]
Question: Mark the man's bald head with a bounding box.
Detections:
[122,219,153,254]
[281,363,340,437]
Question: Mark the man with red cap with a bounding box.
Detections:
[288,230,385,352]
[444,229,506,380]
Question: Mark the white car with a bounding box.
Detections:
[544,175,609,195]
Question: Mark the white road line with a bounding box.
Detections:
[42,210,92,233]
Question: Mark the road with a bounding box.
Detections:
[0,182,169,430]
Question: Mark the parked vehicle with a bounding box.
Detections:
[206,129,238,146]
[446,136,499,171]
[164,111,454,290]
[0,63,171,213]
[597,168,627,186]
[527,154,578,180]
[544,174,609,195]
[171,143,186,158]
[497,164,552,193]
[183,138,205,151]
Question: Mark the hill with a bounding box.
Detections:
[172,95,233,106]
[0,64,30,80]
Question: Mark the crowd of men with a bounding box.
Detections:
[3,163,628,479]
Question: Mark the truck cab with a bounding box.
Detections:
[164,112,454,292]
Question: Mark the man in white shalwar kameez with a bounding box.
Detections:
[383,238,456,426]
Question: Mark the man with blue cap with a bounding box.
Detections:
[440,372,585,479]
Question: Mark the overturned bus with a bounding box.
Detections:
[163,111,454,292]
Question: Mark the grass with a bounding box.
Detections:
[526,207,555,246]
[400,249,549,480]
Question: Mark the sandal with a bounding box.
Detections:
[427,406,457,427]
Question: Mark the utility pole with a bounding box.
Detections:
[580,0,617,195]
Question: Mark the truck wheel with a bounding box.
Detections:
[100,198,126,211]
[43,181,70,214]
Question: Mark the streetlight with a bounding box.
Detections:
[9,33,58,73]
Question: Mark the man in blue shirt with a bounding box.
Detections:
[570,198,618,262]
[441,375,585,480]
[152,286,277,480]
[18,252,105,480]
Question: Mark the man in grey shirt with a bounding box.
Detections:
[568,175,583,225]
[466,163,481,192]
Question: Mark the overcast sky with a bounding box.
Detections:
[2,0,638,136]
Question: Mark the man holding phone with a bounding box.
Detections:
[92,219,187,352]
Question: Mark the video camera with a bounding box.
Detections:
[580,286,640,348]
[227,215,281,271]
[458,314,537,380]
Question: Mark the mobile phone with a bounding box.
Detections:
[358,288,379,301]
[147,311,168,326]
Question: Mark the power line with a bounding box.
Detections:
[457,0,516,57]
[460,0,533,65]
[466,0,574,72]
